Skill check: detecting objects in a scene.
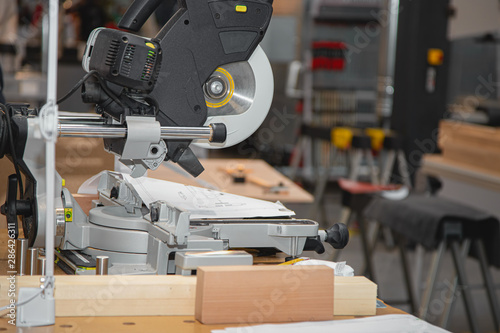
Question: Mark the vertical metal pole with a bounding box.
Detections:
[37,257,46,276]
[44,0,59,281]
[439,239,470,328]
[27,248,39,276]
[397,234,418,314]
[15,239,29,276]
[474,239,500,332]
[450,241,480,333]
[96,256,109,275]
[376,0,400,128]
[418,241,446,319]
[38,0,59,325]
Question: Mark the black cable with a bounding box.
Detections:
[57,70,124,108]
[0,103,23,198]
[57,70,98,105]
[93,73,125,108]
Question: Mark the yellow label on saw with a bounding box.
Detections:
[65,208,73,222]
[236,5,247,13]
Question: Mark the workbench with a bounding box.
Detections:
[0,303,406,333]
[420,154,500,219]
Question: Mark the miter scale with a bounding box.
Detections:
[0,0,349,278]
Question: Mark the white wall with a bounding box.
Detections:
[449,0,500,39]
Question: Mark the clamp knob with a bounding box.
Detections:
[325,223,349,250]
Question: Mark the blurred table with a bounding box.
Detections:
[421,154,500,218]
[149,159,313,204]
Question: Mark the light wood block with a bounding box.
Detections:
[334,276,377,316]
[0,275,197,317]
[195,265,334,325]
[0,273,377,318]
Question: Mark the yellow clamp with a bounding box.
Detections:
[331,127,353,150]
[365,128,386,151]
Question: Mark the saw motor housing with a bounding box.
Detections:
[81,0,275,177]
[0,0,349,272]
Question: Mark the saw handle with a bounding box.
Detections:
[118,0,164,32]
[325,223,349,250]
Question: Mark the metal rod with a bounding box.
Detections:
[450,240,480,333]
[58,113,105,124]
[418,241,446,319]
[37,257,46,276]
[96,256,109,275]
[439,239,470,328]
[58,123,213,141]
[15,239,29,276]
[474,239,500,332]
[376,0,400,128]
[42,0,58,323]
[27,248,39,276]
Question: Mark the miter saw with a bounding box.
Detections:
[0,0,349,275]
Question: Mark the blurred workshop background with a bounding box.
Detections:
[1,1,500,332]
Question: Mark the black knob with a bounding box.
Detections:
[325,223,349,249]
[210,123,227,143]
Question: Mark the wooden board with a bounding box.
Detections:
[438,120,500,175]
[195,265,334,324]
[149,159,313,203]
[0,273,376,317]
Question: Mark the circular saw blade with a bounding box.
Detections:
[193,45,274,149]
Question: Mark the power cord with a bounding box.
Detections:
[57,70,97,105]
[57,70,125,109]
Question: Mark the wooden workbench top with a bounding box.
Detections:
[149,159,313,204]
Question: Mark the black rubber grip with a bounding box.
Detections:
[325,223,349,250]
[118,0,164,32]
[210,123,227,143]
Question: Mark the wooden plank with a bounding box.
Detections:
[55,299,195,317]
[439,120,500,147]
[442,142,500,175]
[195,265,334,325]
[0,273,377,317]
[438,120,500,176]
